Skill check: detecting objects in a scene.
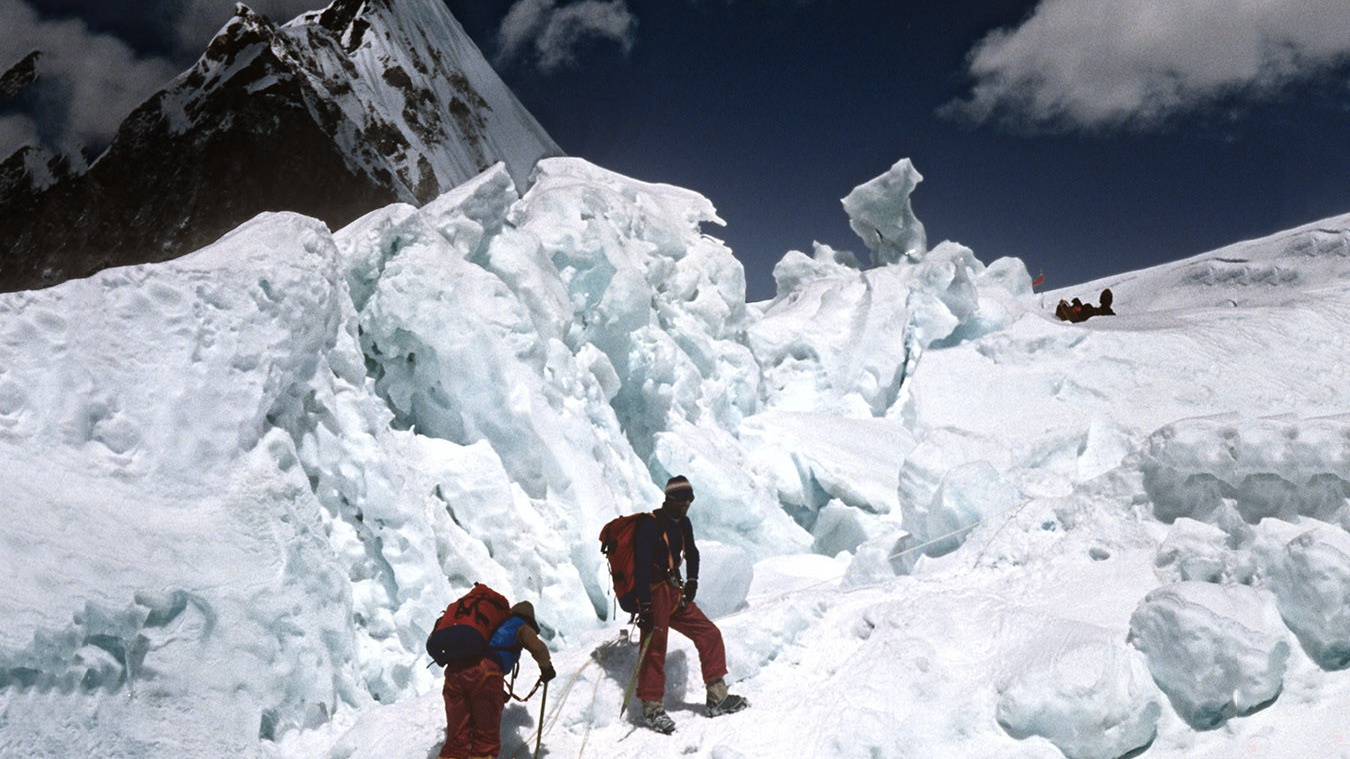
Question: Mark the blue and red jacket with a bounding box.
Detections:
[486,615,529,672]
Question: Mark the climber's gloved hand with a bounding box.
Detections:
[636,601,654,632]
[540,665,556,683]
[682,579,698,605]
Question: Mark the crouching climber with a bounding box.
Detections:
[430,587,556,759]
[1055,288,1115,323]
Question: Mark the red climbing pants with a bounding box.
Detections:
[438,658,507,759]
[636,580,728,702]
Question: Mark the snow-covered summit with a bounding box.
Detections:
[0,0,561,294]
[273,0,560,198]
[0,155,1347,758]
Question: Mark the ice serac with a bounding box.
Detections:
[842,157,928,265]
[0,214,367,755]
[749,159,1033,419]
[345,158,808,563]
[0,0,561,294]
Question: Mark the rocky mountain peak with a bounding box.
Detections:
[0,50,41,102]
[0,0,561,294]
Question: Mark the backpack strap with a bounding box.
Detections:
[651,511,677,579]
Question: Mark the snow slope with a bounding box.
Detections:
[274,0,562,196]
[0,157,1346,758]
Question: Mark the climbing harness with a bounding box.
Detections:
[505,659,546,702]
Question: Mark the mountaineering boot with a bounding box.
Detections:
[642,700,676,734]
[705,677,748,717]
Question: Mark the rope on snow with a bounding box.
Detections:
[515,497,1042,757]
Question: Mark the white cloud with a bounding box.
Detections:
[0,114,40,157]
[0,0,180,159]
[0,0,331,161]
[944,0,1350,132]
[497,0,637,73]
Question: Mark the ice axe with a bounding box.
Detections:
[534,680,548,759]
[620,631,653,716]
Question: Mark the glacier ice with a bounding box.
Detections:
[1265,524,1350,670]
[1128,581,1290,729]
[2,152,1350,758]
[996,630,1161,759]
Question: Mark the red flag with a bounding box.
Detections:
[1032,272,1045,288]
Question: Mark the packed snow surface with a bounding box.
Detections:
[1,156,1348,758]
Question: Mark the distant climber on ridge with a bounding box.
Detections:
[1056,288,1115,323]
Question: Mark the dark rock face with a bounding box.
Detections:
[0,51,41,102]
[0,19,395,290]
[0,0,559,293]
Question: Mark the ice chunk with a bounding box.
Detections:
[1155,518,1253,584]
[811,499,881,557]
[1128,582,1290,728]
[1265,524,1350,669]
[996,635,1161,759]
[333,202,420,311]
[842,530,917,587]
[690,541,754,619]
[841,157,927,265]
[418,161,518,254]
[904,460,1022,557]
[1140,414,1350,525]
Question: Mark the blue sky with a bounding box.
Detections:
[4,0,1350,301]
[449,0,1350,301]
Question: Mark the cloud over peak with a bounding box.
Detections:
[944,0,1350,132]
[0,0,180,158]
[496,0,637,73]
[0,0,328,161]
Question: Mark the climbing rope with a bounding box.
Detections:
[509,497,1041,758]
[715,494,1039,621]
[506,655,591,759]
[507,629,638,759]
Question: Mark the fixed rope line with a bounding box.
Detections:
[509,655,597,759]
[575,657,605,759]
[546,497,1039,757]
[713,495,1036,622]
[972,495,1038,566]
[509,629,648,759]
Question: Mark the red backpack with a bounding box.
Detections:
[426,583,512,666]
[599,513,655,613]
